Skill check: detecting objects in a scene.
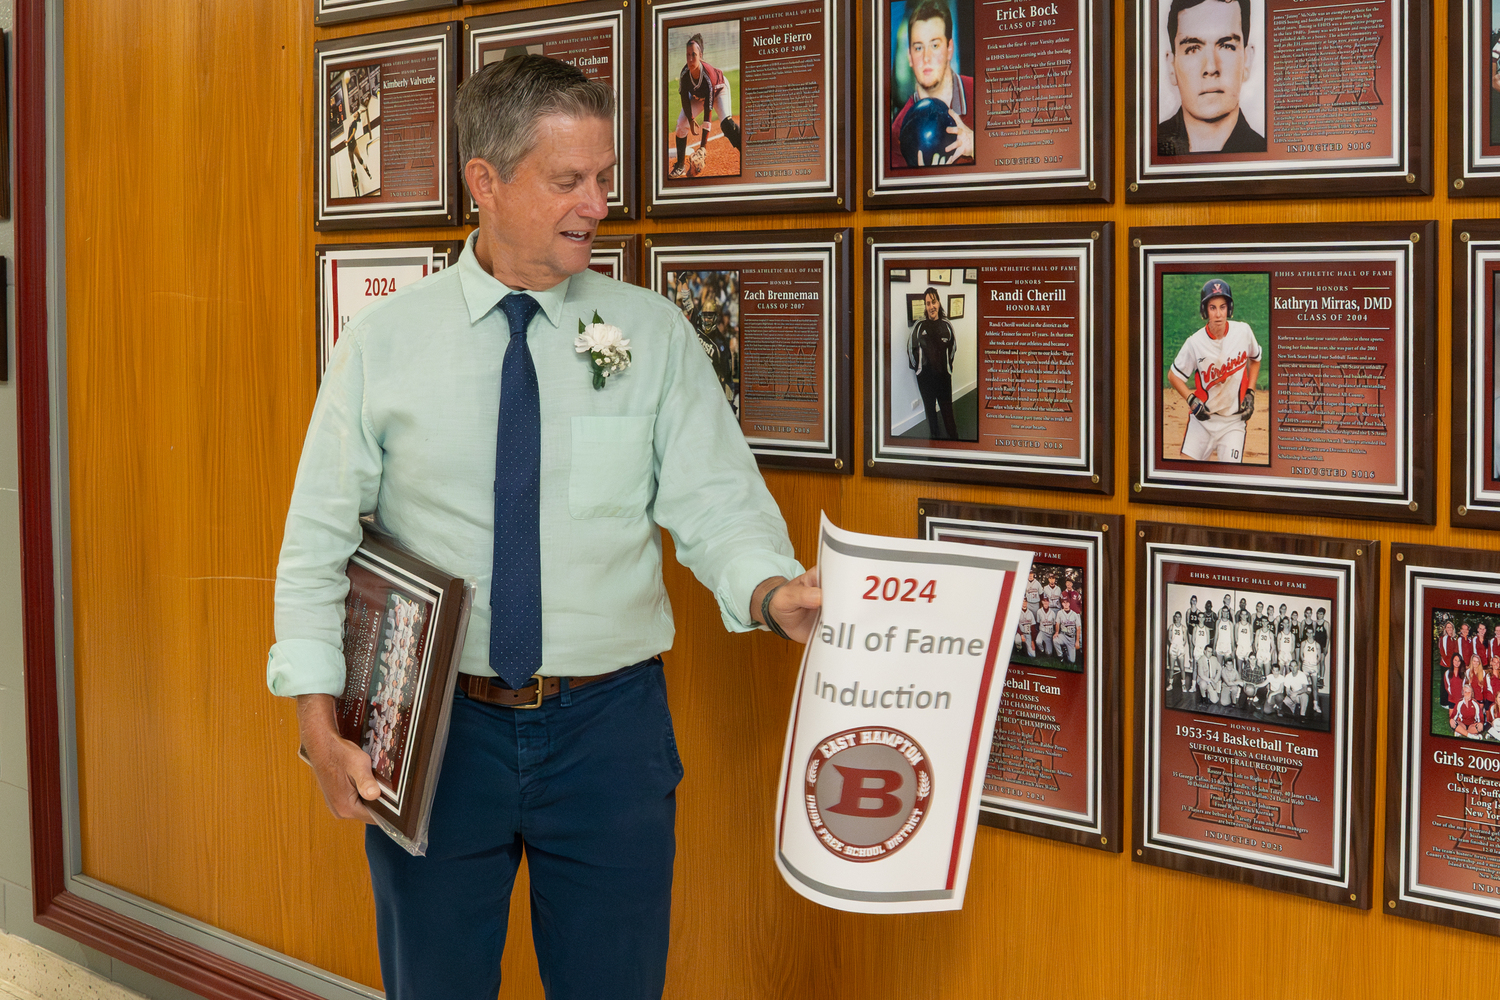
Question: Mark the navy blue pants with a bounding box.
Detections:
[365,661,682,1000]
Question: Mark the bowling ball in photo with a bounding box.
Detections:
[899,97,953,166]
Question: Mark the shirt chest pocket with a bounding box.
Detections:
[569,415,657,519]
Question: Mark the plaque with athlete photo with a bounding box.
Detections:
[646,229,851,472]
[1129,222,1436,522]
[315,23,460,230]
[645,0,851,216]
[1135,522,1377,907]
[464,0,637,221]
[1449,222,1500,530]
[865,223,1111,493]
[920,500,1122,852]
[315,240,465,380]
[1448,0,1500,196]
[1126,0,1430,201]
[864,0,1111,207]
[1387,545,1500,935]
[588,233,641,285]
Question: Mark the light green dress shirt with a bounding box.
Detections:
[267,235,804,697]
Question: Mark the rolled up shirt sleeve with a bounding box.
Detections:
[649,309,804,633]
[266,331,384,697]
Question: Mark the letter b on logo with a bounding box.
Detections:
[826,766,904,817]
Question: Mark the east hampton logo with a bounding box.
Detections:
[804,726,933,862]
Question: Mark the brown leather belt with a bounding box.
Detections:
[457,658,657,709]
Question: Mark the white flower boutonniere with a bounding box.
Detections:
[575,311,632,390]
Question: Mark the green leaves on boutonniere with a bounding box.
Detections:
[574,310,632,390]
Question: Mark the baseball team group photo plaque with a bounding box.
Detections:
[315,240,465,380]
[1386,545,1500,936]
[1449,222,1500,530]
[646,0,850,216]
[1129,222,1436,522]
[864,223,1112,493]
[1125,0,1429,201]
[314,22,461,230]
[863,0,1111,207]
[464,0,638,221]
[1134,522,1378,907]
[920,500,1123,852]
[646,228,852,472]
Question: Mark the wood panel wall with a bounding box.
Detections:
[59,0,1500,995]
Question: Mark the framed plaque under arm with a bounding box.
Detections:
[920,500,1122,852]
[864,0,1111,208]
[646,228,852,472]
[1135,522,1377,907]
[314,23,461,231]
[865,222,1112,493]
[644,0,852,217]
[1126,0,1430,202]
[1129,221,1435,523]
[464,0,638,221]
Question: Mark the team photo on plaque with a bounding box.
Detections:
[1135,523,1377,907]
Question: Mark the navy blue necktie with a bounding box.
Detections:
[489,292,543,689]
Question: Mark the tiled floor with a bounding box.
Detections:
[0,933,143,1000]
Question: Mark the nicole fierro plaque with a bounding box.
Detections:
[1130,222,1435,523]
[865,223,1111,493]
[588,234,640,285]
[1387,545,1500,935]
[1450,223,1500,530]
[315,23,460,231]
[316,240,465,380]
[1447,0,1500,197]
[1126,0,1430,201]
[864,0,1110,207]
[646,229,852,472]
[645,0,851,216]
[1135,523,1377,907]
[920,501,1122,852]
[464,0,637,221]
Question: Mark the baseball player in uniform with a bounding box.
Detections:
[1041,572,1063,615]
[1036,596,1058,658]
[1168,611,1189,692]
[1055,597,1081,665]
[1168,279,1263,463]
[1014,603,1037,659]
[1025,569,1042,621]
[669,33,742,179]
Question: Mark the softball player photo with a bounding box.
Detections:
[665,23,742,181]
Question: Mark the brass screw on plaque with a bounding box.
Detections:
[867,236,875,245]
[1138,530,1145,538]
[1397,553,1404,561]
[834,233,842,243]
[1406,173,1415,183]
[1100,836,1108,845]
[1356,548,1363,556]
[1091,474,1100,483]
[1100,523,1108,532]
[867,189,875,197]
[919,508,925,515]
[1409,500,1420,511]
[1090,231,1100,240]
[1129,182,1139,192]
[647,206,653,213]
[1462,232,1472,242]
[1410,233,1420,243]
[1132,238,1142,248]
[1136,849,1143,856]
[833,459,843,469]
[1088,181,1097,190]
[1456,179,1466,190]
[867,459,875,468]
[836,197,843,205]
[1460,505,1469,516]
[1133,482,1142,492]
[622,207,628,214]
[1350,894,1357,902]
[644,238,652,247]
[1388,900,1396,908]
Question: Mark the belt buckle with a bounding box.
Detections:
[514,679,545,710]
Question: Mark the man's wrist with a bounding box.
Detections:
[750,576,788,630]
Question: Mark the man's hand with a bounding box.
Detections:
[297,693,380,824]
[751,567,823,644]
[943,111,975,160]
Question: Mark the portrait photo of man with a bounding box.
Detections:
[888,0,975,168]
[1156,0,1266,155]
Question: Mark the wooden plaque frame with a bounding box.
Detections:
[1450,221,1500,530]
[589,232,641,285]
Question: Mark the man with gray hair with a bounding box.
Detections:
[269,54,821,999]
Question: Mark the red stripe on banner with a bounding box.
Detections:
[777,641,815,850]
[947,571,1017,890]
